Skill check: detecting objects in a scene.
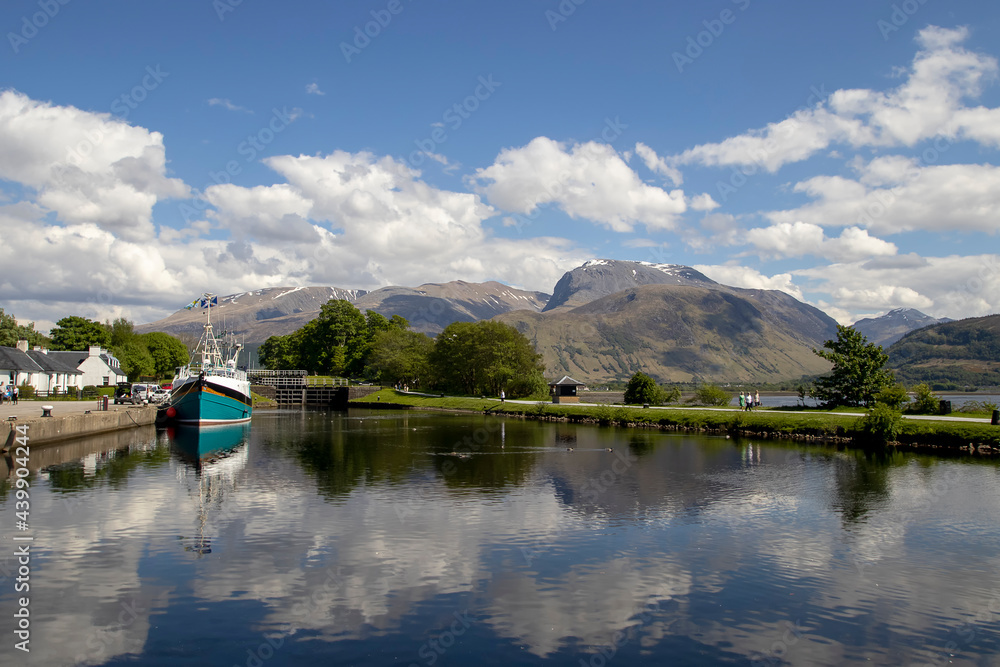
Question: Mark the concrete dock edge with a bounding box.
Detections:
[2,406,158,450]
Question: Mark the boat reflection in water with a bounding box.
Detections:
[167,423,250,556]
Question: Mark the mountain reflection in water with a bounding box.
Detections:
[1,409,999,666]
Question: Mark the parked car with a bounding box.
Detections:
[150,388,169,404]
[113,382,139,405]
[131,384,154,403]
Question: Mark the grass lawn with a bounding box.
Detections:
[351,389,1000,450]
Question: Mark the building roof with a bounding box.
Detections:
[0,346,44,373]
[548,375,586,387]
[27,350,83,375]
[48,349,122,371]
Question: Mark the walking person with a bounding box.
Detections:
[12,385,18,405]
[500,389,505,403]
[754,389,760,408]
[738,391,745,411]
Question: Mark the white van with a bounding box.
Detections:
[131,384,153,403]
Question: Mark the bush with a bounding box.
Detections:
[17,382,35,399]
[855,404,902,445]
[956,399,999,415]
[624,372,663,405]
[875,383,910,410]
[908,383,939,414]
[687,384,731,407]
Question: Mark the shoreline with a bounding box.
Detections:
[1,401,158,450]
[351,391,1000,456]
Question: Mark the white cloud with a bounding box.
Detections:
[687,192,720,212]
[693,264,805,301]
[767,158,1000,235]
[0,90,189,242]
[208,97,253,113]
[670,26,1000,172]
[634,141,683,186]
[795,253,1000,320]
[746,222,897,262]
[469,137,687,233]
[305,83,325,96]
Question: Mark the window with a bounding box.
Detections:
[103,377,109,385]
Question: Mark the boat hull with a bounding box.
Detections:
[170,375,252,424]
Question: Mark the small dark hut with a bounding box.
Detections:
[548,376,587,404]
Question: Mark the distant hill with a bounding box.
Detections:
[138,260,841,382]
[354,280,549,335]
[137,281,549,344]
[135,286,366,342]
[852,308,951,347]
[496,282,838,384]
[887,314,1000,387]
[544,259,717,312]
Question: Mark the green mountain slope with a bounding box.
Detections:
[496,284,836,384]
[887,314,1000,387]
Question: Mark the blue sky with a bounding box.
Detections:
[2,0,999,332]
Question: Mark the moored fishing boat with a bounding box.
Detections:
[167,294,252,424]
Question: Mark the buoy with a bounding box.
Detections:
[166,406,176,418]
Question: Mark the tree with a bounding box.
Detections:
[259,334,298,370]
[429,321,545,398]
[0,309,49,348]
[624,372,664,405]
[311,300,366,375]
[139,332,189,378]
[108,317,136,348]
[688,384,731,407]
[49,316,110,351]
[812,325,894,408]
[367,328,433,387]
[909,383,939,414]
[874,383,910,411]
[115,340,155,380]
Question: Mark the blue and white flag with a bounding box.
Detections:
[200,296,218,308]
[183,298,200,310]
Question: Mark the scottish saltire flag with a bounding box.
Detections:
[200,296,218,308]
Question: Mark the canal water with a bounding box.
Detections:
[2,410,1000,666]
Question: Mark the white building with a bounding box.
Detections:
[48,345,128,387]
[0,340,83,394]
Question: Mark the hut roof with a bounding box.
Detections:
[548,375,586,387]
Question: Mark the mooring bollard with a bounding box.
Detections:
[41,404,54,417]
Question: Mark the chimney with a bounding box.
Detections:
[16,340,28,352]
[89,345,102,356]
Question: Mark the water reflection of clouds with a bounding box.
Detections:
[5,427,1000,665]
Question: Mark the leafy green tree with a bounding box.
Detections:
[346,311,411,376]
[874,383,910,411]
[115,340,155,380]
[624,372,664,405]
[108,317,136,348]
[855,404,903,446]
[812,325,894,408]
[367,328,433,386]
[429,321,545,398]
[312,300,366,375]
[796,384,810,406]
[258,334,299,370]
[909,383,940,414]
[139,332,189,378]
[49,316,110,351]
[0,309,48,348]
[687,384,731,406]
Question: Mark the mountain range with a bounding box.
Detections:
[139,259,986,385]
[851,308,953,347]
